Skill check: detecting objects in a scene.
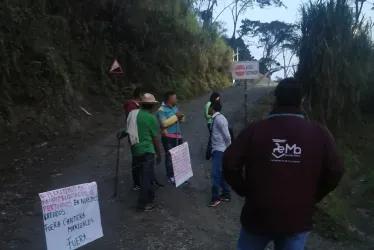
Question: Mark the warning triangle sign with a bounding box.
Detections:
[109,59,123,74]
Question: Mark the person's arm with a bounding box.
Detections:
[222,126,252,197]
[217,117,231,146]
[205,102,211,121]
[150,117,162,162]
[152,137,161,161]
[157,108,178,128]
[315,127,345,203]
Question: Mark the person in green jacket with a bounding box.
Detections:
[205,92,221,132]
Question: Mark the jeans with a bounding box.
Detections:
[237,227,309,250]
[132,155,142,186]
[211,150,230,200]
[161,136,183,178]
[138,153,156,207]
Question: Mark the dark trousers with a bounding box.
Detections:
[132,155,142,186]
[132,152,159,186]
[138,153,156,207]
[161,135,183,178]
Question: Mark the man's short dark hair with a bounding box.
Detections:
[209,92,220,103]
[210,100,222,112]
[274,77,304,107]
[164,91,176,102]
[133,87,144,98]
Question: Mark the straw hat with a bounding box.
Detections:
[138,93,159,104]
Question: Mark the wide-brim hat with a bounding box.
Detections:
[138,93,159,104]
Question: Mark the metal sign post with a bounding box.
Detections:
[232,47,239,86]
[231,61,259,125]
[244,80,248,124]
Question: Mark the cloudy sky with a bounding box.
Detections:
[212,0,374,78]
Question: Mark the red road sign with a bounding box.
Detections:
[109,59,123,74]
[235,65,245,76]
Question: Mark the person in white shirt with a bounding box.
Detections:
[208,101,231,207]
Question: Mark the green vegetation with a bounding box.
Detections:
[296,0,374,240]
[0,0,232,141]
[249,1,374,241]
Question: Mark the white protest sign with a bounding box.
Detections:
[39,182,103,250]
[231,61,259,80]
[170,142,193,187]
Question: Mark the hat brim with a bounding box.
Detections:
[138,101,159,104]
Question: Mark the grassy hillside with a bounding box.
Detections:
[0,0,232,149]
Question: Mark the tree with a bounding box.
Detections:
[230,0,284,40]
[239,19,297,75]
[196,0,218,28]
[350,0,366,26]
[224,36,254,61]
[280,34,299,77]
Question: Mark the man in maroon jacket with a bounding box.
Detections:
[124,87,143,117]
[223,77,344,250]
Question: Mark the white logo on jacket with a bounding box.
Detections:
[271,139,301,163]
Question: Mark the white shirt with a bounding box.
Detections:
[127,109,140,145]
[211,112,231,152]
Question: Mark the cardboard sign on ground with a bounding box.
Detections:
[39,182,103,250]
[170,142,193,187]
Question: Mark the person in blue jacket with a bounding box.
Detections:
[156,91,185,185]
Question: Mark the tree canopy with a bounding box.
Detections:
[239,19,298,74]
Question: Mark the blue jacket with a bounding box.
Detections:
[156,103,184,136]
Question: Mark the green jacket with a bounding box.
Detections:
[205,101,212,124]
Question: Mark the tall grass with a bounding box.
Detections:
[296,0,372,131]
[295,0,374,240]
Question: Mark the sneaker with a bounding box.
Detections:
[208,200,221,207]
[169,177,175,185]
[220,194,231,202]
[137,203,156,212]
[133,184,140,191]
[153,180,165,188]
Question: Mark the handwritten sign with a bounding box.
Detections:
[39,182,103,250]
[169,142,193,187]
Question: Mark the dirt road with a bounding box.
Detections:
[1,83,369,250]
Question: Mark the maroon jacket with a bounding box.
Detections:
[124,100,139,117]
[222,107,344,235]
